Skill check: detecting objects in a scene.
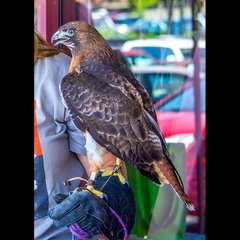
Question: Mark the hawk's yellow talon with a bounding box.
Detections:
[100,158,126,184]
[101,169,126,184]
[86,185,104,198]
[116,172,126,184]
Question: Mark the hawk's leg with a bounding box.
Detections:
[63,158,126,198]
[100,158,126,186]
[86,159,126,197]
[67,134,126,197]
[86,172,104,197]
[84,133,106,197]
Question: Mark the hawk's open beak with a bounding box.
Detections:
[51,31,69,46]
[51,31,62,46]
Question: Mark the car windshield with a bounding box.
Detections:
[125,55,155,66]
[135,72,189,103]
[157,79,205,112]
[132,46,175,61]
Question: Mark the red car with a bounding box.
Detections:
[153,78,206,217]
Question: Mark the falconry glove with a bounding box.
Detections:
[49,170,136,239]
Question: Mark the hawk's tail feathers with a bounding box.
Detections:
[154,159,195,211]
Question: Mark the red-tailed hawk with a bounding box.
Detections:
[51,20,195,211]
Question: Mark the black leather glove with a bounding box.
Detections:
[49,170,136,239]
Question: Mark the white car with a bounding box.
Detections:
[121,38,185,65]
[156,35,205,59]
[155,35,205,72]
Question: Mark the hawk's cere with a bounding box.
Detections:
[51,20,195,211]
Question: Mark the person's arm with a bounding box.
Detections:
[49,152,136,239]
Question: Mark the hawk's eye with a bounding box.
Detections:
[68,29,76,36]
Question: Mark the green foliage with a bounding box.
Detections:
[95,25,138,40]
[129,0,161,15]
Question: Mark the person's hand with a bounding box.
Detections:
[49,190,110,235]
[49,171,136,239]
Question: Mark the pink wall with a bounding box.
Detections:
[37,0,75,56]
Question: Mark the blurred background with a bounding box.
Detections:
[34,1,206,239]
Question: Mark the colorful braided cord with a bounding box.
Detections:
[109,206,128,240]
[68,205,128,240]
[69,222,89,240]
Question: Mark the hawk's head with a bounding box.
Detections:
[51,20,121,67]
[51,21,90,52]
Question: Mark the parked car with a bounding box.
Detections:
[155,35,205,72]
[121,38,186,67]
[92,12,124,38]
[121,49,160,66]
[129,18,168,36]
[92,8,133,38]
[153,78,206,217]
[131,65,193,103]
[155,35,205,58]
[110,11,140,26]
